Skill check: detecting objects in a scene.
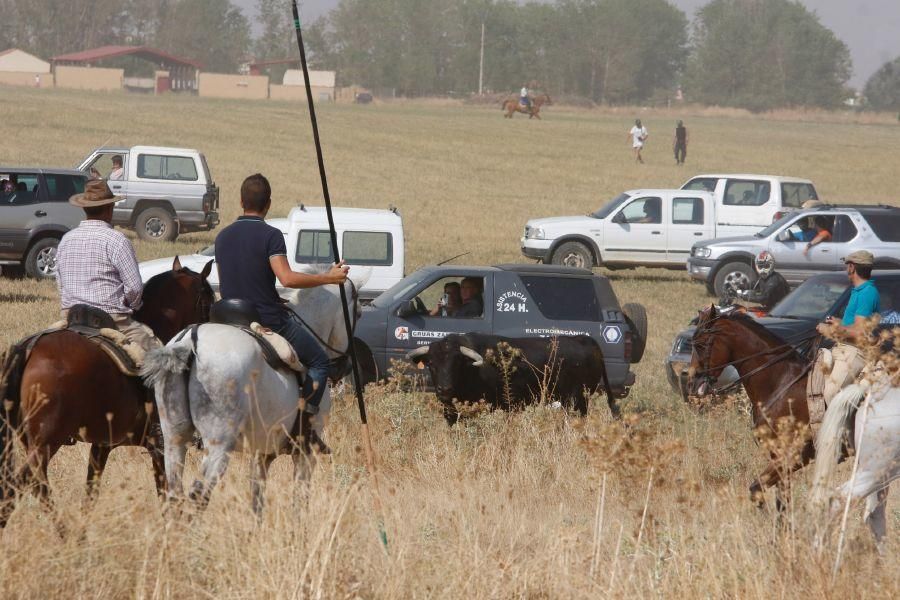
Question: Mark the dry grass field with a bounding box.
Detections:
[1,86,899,598]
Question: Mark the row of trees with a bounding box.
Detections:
[0,0,897,111]
[308,0,859,109]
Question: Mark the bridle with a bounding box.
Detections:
[286,278,360,358]
[691,312,818,397]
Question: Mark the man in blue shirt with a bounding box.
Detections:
[817,250,879,403]
[216,173,348,452]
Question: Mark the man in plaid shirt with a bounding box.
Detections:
[56,179,159,353]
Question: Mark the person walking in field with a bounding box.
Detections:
[673,120,688,165]
[629,119,648,163]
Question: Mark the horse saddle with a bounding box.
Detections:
[17,305,144,378]
[209,299,303,372]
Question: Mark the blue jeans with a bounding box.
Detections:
[275,316,330,410]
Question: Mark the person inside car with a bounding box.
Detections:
[453,277,484,318]
[430,281,461,317]
[109,155,125,181]
[634,198,661,223]
[736,251,790,312]
[803,216,833,256]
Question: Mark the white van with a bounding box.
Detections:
[680,174,819,237]
[138,205,405,302]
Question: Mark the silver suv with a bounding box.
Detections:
[688,205,900,296]
[0,167,87,278]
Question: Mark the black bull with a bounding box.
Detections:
[406,333,620,424]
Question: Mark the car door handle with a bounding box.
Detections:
[34,210,47,217]
[651,231,661,235]
[693,232,703,236]
[110,185,122,190]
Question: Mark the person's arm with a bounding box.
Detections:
[803,230,831,255]
[115,239,144,311]
[270,255,348,289]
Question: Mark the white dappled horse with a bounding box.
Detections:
[810,369,900,549]
[143,270,366,514]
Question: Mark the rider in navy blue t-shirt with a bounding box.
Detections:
[215,173,348,452]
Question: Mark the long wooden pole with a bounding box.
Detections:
[290,0,387,549]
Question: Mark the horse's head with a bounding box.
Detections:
[540,94,552,106]
[687,304,732,397]
[137,256,215,342]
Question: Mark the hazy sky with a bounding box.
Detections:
[238,0,900,87]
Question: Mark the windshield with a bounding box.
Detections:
[590,193,630,219]
[755,212,797,238]
[371,271,432,308]
[769,276,848,319]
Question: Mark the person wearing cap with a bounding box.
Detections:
[215,173,348,452]
[736,251,790,312]
[816,249,880,403]
[56,179,159,353]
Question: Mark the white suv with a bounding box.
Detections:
[78,145,219,242]
[139,205,405,302]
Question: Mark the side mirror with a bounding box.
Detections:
[612,211,626,224]
[776,230,792,243]
[397,299,418,318]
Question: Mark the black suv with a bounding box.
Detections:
[0,167,88,278]
[352,264,647,398]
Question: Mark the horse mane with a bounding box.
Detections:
[723,312,797,354]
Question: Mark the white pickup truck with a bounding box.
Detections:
[78,145,219,242]
[139,205,405,303]
[521,174,818,270]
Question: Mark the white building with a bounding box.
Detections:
[282,69,336,101]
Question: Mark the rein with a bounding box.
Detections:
[692,314,819,395]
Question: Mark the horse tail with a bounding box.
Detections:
[0,343,27,519]
[809,383,865,509]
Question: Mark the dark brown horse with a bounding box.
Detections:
[0,257,214,526]
[687,306,815,509]
[501,93,552,119]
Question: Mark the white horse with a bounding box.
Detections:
[810,370,900,548]
[142,270,366,514]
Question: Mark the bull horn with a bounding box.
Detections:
[406,346,430,362]
[460,346,484,366]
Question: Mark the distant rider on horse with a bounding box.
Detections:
[520,84,531,110]
[56,178,160,355]
[735,251,790,313]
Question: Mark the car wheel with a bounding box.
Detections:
[24,238,60,279]
[136,207,178,242]
[622,302,648,363]
[551,241,593,269]
[713,261,755,297]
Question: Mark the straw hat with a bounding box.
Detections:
[69,178,121,208]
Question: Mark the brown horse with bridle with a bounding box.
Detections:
[0,257,214,527]
[501,93,552,119]
[687,305,820,509]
